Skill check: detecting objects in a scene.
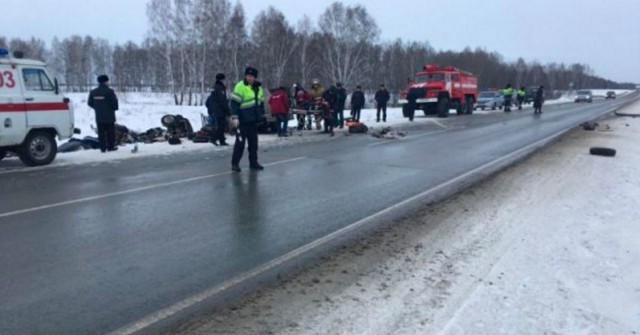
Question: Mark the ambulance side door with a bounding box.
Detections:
[0,64,27,146]
[20,66,69,136]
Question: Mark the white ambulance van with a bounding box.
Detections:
[0,48,74,166]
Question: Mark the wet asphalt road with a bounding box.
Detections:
[0,96,637,335]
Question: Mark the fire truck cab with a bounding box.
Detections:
[399,64,478,118]
[0,49,74,166]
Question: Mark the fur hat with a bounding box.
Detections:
[97,74,109,84]
[215,73,225,81]
[245,67,258,78]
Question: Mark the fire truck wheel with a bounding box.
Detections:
[0,148,6,161]
[437,97,450,118]
[18,131,57,167]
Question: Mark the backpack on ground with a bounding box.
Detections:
[348,122,368,134]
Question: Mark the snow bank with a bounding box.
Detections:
[169,101,640,335]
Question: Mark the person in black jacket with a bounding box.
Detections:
[350,86,365,122]
[322,86,337,136]
[88,75,119,152]
[374,84,390,122]
[334,83,347,128]
[206,73,231,146]
[534,86,544,114]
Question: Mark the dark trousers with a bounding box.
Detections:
[504,97,512,111]
[333,107,344,127]
[324,117,334,134]
[406,101,416,121]
[376,104,387,121]
[517,97,524,110]
[232,123,259,166]
[275,114,289,135]
[215,115,228,144]
[97,122,115,152]
[351,107,362,122]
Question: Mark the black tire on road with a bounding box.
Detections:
[437,97,450,118]
[465,96,474,115]
[18,131,57,166]
[589,147,616,157]
[0,148,6,161]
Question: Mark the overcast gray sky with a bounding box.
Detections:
[2,0,639,83]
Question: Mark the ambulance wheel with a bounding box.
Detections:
[0,149,6,161]
[19,131,57,166]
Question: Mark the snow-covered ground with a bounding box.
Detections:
[168,101,640,335]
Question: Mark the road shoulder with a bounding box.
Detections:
[168,102,640,335]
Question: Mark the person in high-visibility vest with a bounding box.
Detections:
[502,84,514,112]
[517,86,526,110]
[230,66,265,172]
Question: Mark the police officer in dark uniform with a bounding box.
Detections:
[88,75,119,152]
[206,73,231,146]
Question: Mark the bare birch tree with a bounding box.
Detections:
[318,2,379,87]
[251,7,298,88]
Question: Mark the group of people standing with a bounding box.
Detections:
[198,74,394,172]
[291,80,391,132]
[502,84,545,114]
[88,69,548,173]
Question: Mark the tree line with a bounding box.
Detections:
[1,1,635,105]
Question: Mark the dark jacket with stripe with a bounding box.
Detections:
[88,84,119,124]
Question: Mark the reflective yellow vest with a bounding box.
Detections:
[231,80,264,110]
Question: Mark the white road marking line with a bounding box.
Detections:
[101,96,639,334]
[0,157,306,219]
[106,127,576,335]
[428,119,449,129]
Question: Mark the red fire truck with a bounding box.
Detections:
[399,64,478,118]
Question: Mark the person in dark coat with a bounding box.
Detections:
[350,86,365,122]
[534,86,544,114]
[374,84,391,122]
[334,83,347,128]
[88,74,119,152]
[206,73,231,146]
[322,86,337,136]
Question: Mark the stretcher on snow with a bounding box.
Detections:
[290,105,325,131]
